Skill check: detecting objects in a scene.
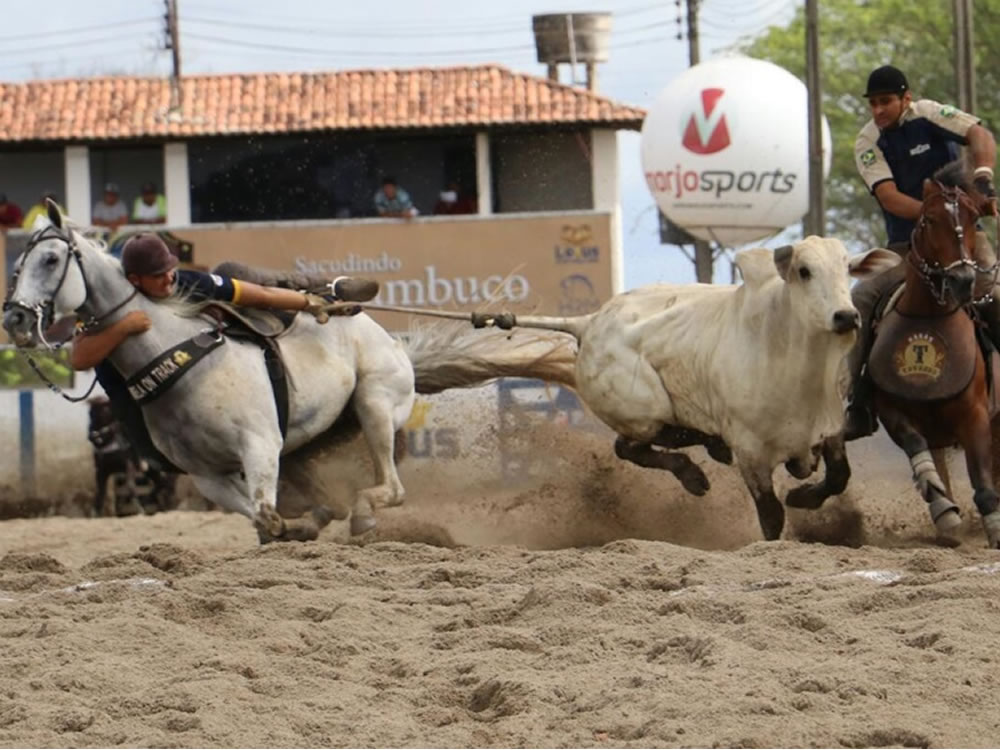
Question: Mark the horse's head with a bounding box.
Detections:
[910,165,984,307]
[3,200,89,348]
[771,236,900,337]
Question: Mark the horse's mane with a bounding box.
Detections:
[933,160,970,191]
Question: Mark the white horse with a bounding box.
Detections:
[3,204,575,542]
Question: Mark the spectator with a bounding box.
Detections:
[92,183,129,232]
[22,191,59,229]
[0,194,24,230]
[132,182,167,224]
[433,180,477,215]
[374,177,417,218]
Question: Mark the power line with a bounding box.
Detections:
[183,30,537,58]
[2,31,161,60]
[0,16,158,45]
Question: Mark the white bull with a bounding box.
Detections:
[500,236,898,540]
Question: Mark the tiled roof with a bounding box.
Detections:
[0,65,645,143]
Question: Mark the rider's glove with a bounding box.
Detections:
[301,293,330,324]
[975,175,997,199]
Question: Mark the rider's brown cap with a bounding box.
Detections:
[121,233,178,277]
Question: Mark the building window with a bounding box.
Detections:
[188,132,476,223]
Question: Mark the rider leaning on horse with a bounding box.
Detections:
[70,233,380,465]
[845,64,1000,440]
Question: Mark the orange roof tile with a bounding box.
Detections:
[0,65,644,143]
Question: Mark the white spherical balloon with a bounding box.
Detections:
[640,56,832,245]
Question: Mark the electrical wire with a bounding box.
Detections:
[0,17,158,45]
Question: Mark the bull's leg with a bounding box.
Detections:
[652,425,733,465]
[879,408,961,535]
[614,437,710,496]
[737,459,785,541]
[955,402,1000,548]
[785,433,852,510]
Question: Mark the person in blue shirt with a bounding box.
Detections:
[844,65,999,440]
[373,176,418,218]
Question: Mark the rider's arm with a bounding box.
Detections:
[967,124,997,172]
[70,312,150,371]
[872,181,923,221]
[233,280,310,311]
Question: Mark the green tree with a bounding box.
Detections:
[741,0,1000,248]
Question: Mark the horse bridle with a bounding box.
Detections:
[908,183,1000,307]
[3,225,137,349]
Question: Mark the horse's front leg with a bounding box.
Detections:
[878,404,962,535]
[785,433,851,510]
[955,401,1000,548]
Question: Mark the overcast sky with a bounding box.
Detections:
[1,0,799,287]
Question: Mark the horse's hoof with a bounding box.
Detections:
[350,514,377,536]
[933,509,962,534]
[982,511,1000,548]
[254,507,286,542]
[929,497,961,534]
[679,466,711,496]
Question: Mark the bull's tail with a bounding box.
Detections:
[488,312,594,340]
[402,322,578,395]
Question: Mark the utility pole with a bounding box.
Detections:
[685,0,714,283]
[953,0,975,113]
[164,0,182,111]
[805,0,825,236]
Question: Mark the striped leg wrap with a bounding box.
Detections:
[910,450,947,498]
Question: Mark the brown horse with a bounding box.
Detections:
[865,162,1000,546]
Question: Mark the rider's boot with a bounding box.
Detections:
[844,371,877,441]
[843,296,879,442]
[329,276,379,303]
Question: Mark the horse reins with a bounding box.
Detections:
[3,226,138,402]
[908,183,1000,307]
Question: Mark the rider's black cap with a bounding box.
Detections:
[864,65,909,97]
[122,233,178,277]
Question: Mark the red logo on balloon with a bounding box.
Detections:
[682,88,731,154]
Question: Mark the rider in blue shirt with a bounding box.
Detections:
[71,233,379,467]
[845,65,999,440]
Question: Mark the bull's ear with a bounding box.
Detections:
[734,247,779,287]
[773,244,794,281]
[849,248,901,279]
[45,198,62,229]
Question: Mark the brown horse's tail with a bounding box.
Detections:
[403,322,577,394]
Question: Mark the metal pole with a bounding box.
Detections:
[19,391,34,497]
[953,0,975,113]
[805,0,825,236]
[685,0,714,282]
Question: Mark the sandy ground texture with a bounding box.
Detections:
[2,427,1000,748]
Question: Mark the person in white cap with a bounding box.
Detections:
[92,182,129,232]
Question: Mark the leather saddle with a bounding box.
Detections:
[205,303,298,339]
[868,282,1000,412]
